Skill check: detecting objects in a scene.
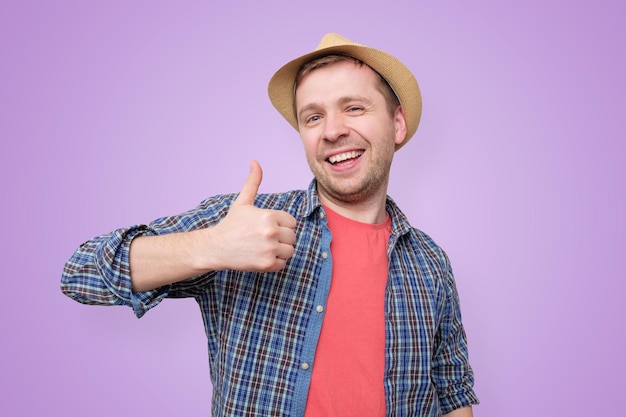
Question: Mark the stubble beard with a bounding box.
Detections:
[309,140,395,205]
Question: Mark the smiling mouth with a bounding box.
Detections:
[327,150,364,165]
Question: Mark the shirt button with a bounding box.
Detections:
[321,252,328,259]
[319,212,325,219]
[316,305,324,313]
[301,362,310,370]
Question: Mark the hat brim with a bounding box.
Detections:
[268,34,422,150]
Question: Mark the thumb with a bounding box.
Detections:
[233,160,263,207]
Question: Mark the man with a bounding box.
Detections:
[62,33,478,416]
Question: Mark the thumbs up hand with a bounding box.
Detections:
[127,160,297,291]
[209,161,297,272]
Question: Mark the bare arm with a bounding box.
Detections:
[443,406,473,417]
[130,161,297,292]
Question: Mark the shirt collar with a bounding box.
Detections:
[385,195,413,237]
[297,179,413,237]
[296,179,322,219]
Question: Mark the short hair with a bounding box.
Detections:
[294,54,401,117]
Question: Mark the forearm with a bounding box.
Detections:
[129,228,219,292]
[443,406,473,417]
[130,203,296,292]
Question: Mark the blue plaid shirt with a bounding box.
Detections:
[62,180,478,416]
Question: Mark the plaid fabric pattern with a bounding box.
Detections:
[62,180,478,416]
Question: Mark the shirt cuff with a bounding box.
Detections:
[95,224,170,318]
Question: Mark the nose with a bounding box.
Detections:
[323,113,350,142]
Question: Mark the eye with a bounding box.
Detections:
[346,106,365,115]
[306,114,322,124]
[346,105,365,116]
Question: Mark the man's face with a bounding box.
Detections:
[295,60,406,206]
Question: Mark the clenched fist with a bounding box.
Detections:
[209,160,297,272]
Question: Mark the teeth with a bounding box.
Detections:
[328,151,363,164]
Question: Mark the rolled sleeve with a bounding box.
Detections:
[433,254,479,413]
[62,224,169,318]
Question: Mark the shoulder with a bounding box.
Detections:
[253,189,309,214]
[386,197,450,271]
[194,188,308,213]
[387,198,444,251]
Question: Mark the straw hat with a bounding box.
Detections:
[268,33,422,150]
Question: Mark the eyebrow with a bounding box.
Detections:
[297,103,320,123]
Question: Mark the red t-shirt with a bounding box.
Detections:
[304,206,391,417]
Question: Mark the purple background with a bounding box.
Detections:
[1,1,624,416]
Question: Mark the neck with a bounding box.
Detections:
[318,191,388,224]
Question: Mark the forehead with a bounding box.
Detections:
[295,61,381,103]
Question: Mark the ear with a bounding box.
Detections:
[393,106,407,146]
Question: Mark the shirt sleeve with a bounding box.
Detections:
[61,224,170,318]
[60,193,234,318]
[432,251,480,413]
